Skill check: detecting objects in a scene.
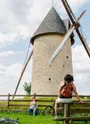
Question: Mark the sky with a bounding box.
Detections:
[0,0,90,96]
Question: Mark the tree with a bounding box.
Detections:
[23,82,31,95]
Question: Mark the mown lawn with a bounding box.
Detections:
[0,112,90,124]
[0,112,60,124]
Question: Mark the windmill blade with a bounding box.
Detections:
[49,26,75,64]
[76,28,90,58]
[61,0,75,24]
[62,0,86,26]
[72,10,90,57]
[76,10,86,23]
[64,0,76,20]
[61,0,90,57]
[49,9,86,64]
[12,49,33,99]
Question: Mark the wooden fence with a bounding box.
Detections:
[7,94,57,109]
[0,94,90,109]
[55,102,90,124]
[0,94,57,109]
[1,94,90,123]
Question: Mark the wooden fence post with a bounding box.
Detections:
[64,103,69,124]
[7,93,10,109]
[34,93,36,98]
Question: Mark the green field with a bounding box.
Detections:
[0,112,59,124]
[0,112,90,124]
[0,96,90,124]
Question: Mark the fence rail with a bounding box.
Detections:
[1,94,90,123]
[0,94,90,110]
[1,94,90,97]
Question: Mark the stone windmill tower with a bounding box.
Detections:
[13,1,90,99]
[30,7,74,95]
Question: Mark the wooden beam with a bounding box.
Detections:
[12,49,33,99]
[61,0,75,24]
[54,116,90,121]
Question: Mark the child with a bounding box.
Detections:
[28,97,38,116]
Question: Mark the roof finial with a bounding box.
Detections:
[52,0,54,7]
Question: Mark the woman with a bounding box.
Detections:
[55,74,83,118]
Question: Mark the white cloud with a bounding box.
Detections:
[53,0,90,18]
[0,62,32,95]
[66,0,89,11]
[72,44,90,95]
[0,51,15,57]
[0,0,89,47]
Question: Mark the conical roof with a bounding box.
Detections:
[30,7,74,45]
[30,7,67,44]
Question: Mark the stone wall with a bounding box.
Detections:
[31,34,73,95]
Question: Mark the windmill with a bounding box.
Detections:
[12,0,90,99]
[49,0,90,64]
[12,7,73,99]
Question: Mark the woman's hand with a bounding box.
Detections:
[78,100,84,103]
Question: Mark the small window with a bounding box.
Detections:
[49,78,51,81]
[66,56,69,59]
[63,65,65,67]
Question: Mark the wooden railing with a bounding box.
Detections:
[0,94,90,110]
[7,94,57,109]
[1,94,90,123]
[55,102,90,124]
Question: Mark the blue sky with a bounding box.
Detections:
[74,3,90,45]
[0,0,90,95]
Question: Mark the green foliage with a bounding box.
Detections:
[23,82,31,95]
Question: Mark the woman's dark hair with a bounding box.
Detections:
[64,74,74,82]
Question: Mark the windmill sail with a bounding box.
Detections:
[61,0,75,24]
[12,49,33,99]
[61,0,90,58]
[64,0,76,20]
[76,28,90,57]
[49,10,86,64]
[49,26,75,64]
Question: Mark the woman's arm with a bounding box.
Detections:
[58,81,64,97]
[72,83,82,102]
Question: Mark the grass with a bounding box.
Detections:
[1,96,90,124]
[0,112,90,124]
[0,111,60,124]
